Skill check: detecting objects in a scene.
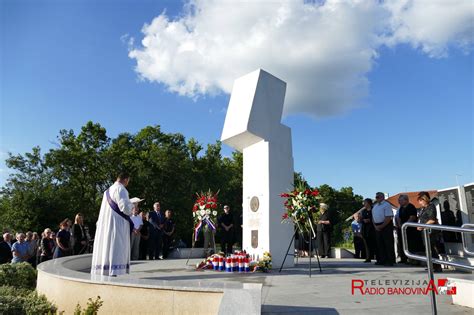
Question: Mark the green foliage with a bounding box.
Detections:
[0,122,243,246]
[0,262,37,289]
[0,121,363,248]
[74,296,103,315]
[0,285,57,315]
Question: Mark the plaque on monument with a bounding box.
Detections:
[251,230,258,248]
[250,196,260,212]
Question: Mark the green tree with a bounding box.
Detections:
[0,122,244,248]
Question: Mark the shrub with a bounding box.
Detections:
[0,285,57,315]
[74,296,103,315]
[0,262,37,289]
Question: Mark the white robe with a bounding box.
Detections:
[91,181,133,277]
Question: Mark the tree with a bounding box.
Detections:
[0,122,244,247]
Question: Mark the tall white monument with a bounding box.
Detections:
[221,69,294,267]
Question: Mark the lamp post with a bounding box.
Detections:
[455,174,462,187]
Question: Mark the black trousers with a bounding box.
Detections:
[139,239,149,260]
[74,242,87,255]
[221,230,234,255]
[148,230,163,259]
[162,235,173,258]
[362,225,377,261]
[396,228,408,262]
[317,230,331,257]
[423,230,442,271]
[39,255,52,264]
[375,223,395,265]
[353,235,366,259]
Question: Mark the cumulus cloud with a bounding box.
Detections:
[128,0,473,117]
[384,0,474,57]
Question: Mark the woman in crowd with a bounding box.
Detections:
[73,213,88,255]
[40,228,55,263]
[11,232,29,263]
[53,219,71,258]
[29,232,40,267]
[360,198,377,262]
[316,203,332,258]
[417,191,443,273]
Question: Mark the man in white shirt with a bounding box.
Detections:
[372,192,395,266]
[130,198,144,260]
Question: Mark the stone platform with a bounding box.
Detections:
[37,255,473,314]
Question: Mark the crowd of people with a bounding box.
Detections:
[0,213,92,267]
[0,195,237,272]
[0,176,452,276]
[351,191,449,272]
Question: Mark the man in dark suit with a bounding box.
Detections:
[0,233,13,264]
[148,202,165,260]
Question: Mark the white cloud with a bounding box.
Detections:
[383,0,474,57]
[128,0,473,117]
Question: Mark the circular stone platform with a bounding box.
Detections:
[37,255,472,314]
[36,254,261,314]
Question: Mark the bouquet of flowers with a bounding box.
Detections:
[192,190,219,241]
[280,184,321,236]
[252,251,272,272]
[195,253,223,270]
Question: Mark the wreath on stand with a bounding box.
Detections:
[280,184,321,238]
[192,190,219,242]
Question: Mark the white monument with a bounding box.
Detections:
[221,69,294,267]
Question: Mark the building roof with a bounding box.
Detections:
[386,190,438,209]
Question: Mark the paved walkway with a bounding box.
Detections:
[124,257,473,315]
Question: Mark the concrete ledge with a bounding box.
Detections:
[448,277,474,308]
[168,247,208,259]
[37,255,261,314]
[330,248,355,259]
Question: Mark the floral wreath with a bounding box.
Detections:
[192,190,219,241]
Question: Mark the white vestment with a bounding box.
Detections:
[91,181,133,276]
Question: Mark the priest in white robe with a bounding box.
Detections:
[91,173,134,277]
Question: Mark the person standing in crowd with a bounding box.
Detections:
[202,222,216,257]
[455,205,463,242]
[162,210,175,259]
[352,212,365,259]
[39,228,55,263]
[130,198,144,261]
[395,194,419,264]
[139,211,150,260]
[92,172,134,276]
[11,233,29,263]
[32,232,40,266]
[417,191,443,273]
[361,198,377,262]
[25,231,38,267]
[149,201,165,260]
[372,192,395,266]
[440,201,457,242]
[54,219,72,258]
[73,213,88,255]
[0,233,13,264]
[316,203,332,258]
[218,205,234,255]
[66,219,74,251]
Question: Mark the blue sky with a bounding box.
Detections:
[1,0,473,199]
